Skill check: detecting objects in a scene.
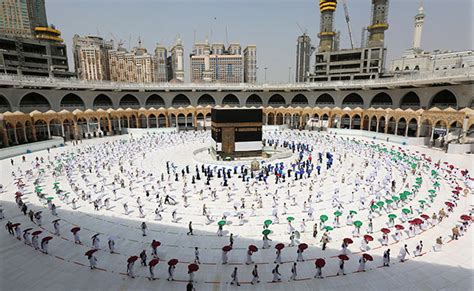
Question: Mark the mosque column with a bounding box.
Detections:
[13,125,18,144]
[146,116,149,128]
[194,114,198,130]
[384,118,388,134]
[273,114,276,125]
[126,117,130,128]
[175,115,178,128]
[72,121,78,139]
[108,118,112,133]
[136,116,140,128]
[46,122,51,139]
[405,124,409,137]
[394,122,398,135]
[461,117,468,139]
[265,114,268,125]
[118,118,122,131]
[61,122,65,137]
[1,123,9,147]
[349,117,352,129]
[184,115,188,128]
[430,126,435,144]
[23,125,28,142]
[416,124,421,138]
[165,115,169,127]
[86,120,91,133]
[375,118,379,133]
[31,122,37,141]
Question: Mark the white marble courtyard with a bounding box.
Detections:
[0,130,473,291]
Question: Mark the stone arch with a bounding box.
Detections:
[315,93,335,106]
[342,93,364,108]
[268,94,286,107]
[362,115,370,130]
[93,94,113,109]
[34,119,49,140]
[397,117,407,136]
[276,112,284,125]
[172,94,190,107]
[429,89,457,109]
[146,94,165,107]
[387,117,396,134]
[291,94,308,106]
[370,92,393,108]
[246,94,263,107]
[351,114,361,129]
[197,94,216,106]
[377,116,386,133]
[267,113,275,125]
[20,92,51,112]
[222,94,240,106]
[369,116,377,131]
[119,94,140,108]
[0,94,12,113]
[400,92,421,109]
[60,93,85,110]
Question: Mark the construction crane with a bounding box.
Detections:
[342,0,354,49]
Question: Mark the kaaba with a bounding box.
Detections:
[211,108,263,159]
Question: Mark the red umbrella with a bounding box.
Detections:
[420,214,430,220]
[362,253,373,261]
[151,241,161,248]
[338,254,349,261]
[222,245,232,252]
[298,243,308,251]
[381,228,390,234]
[395,224,405,230]
[363,235,374,242]
[15,192,22,197]
[445,202,454,208]
[149,258,159,267]
[71,227,80,233]
[23,228,33,233]
[41,236,53,243]
[248,245,258,252]
[449,165,454,169]
[410,218,423,225]
[127,256,139,263]
[343,238,353,244]
[275,243,285,250]
[315,258,326,268]
[85,249,97,256]
[32,230,42,236]
[168,259,178,266]
[188,263,199,272]
[11,223,21,228]
[455,186,462,191]
[460,215,471,221]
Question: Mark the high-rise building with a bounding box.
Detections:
[295,33,312,82]
[309,0,388,82]
[168,38,184,82]
[367,0,389,48]
[109,40,157,83]
[0,0,33,37]
[26,0,47,28]
[318,0,337,52]
[191,40,255,83]
[73,35,113,81]
[243,45,257,84]
[154,44,168,82]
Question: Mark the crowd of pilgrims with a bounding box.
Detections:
[2,129,473,285]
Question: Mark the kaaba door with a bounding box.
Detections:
[222,127,235,155]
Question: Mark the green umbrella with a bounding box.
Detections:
[429,194,436,199]
[403,191,411,196]
[388,214,397,219]
[287,216,295,222]
[264,219,272,227]
[385,199,393,205]
[325,226,334,231]
[320,215,328,222]
[418,200,426,204]
[402,208,411,214]
[413,185,420,189]
[416,177,422,181]
[370,204,378,210]
[218,220,226,226]
[400,194,407,201]
[428,189,436,194]
[354,221,363,228]
[433,182,440,187]
[392,196,400,201]
[53,182,60,185]
[349,210,357,215]
[376,201,384,207]
[46,197,54,200]
[262,229,271,236]
[334,211,342,217]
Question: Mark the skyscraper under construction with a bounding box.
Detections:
[309,0,389,82]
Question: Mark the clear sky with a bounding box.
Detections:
[46,0,472,83]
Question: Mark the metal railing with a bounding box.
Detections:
[0,67,471,91]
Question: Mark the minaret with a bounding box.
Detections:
[367,0,389,48]
[174,37,184,82]
[318,0,337,52]
[413,1,425,49]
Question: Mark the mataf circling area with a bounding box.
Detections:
[0,130,472,291]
